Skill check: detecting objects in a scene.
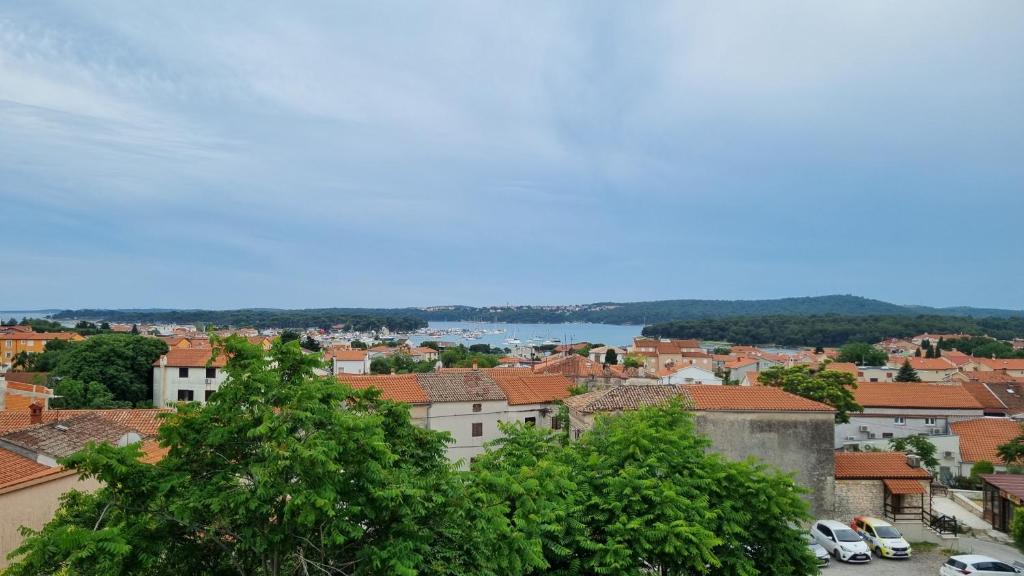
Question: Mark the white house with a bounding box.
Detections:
[837,382,984,462]
[657,365,722,385]
[152,348,228,407]
[340,368,574,467]
[328,349,370,375]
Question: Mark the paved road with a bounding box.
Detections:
[826,538,1023,575]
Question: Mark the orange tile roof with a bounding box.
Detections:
[950,418,1022,464]
[964,371,1024,384]
[3,332,81,341]
[823,362,858,375]
[907,357,956,371]
[338,374,429,404]
[153,348,228,368]
[834,452,931,480]
[444,368,572,406]
[0,409,168,436]
[978,358,1024,371]
[329,349,368,361]
[883,478,926,495]
[0,448,50,488]
[724,358,758,369]
[962,382,1009,411]
[1,372,49,385]
[853,382,982,410]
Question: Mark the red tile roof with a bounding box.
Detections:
[1,372,49,385]
[950,418,1022,464]
[962,382,1009,411]
[907,357,956,371]
[883,478,926,494]
[0,409,168,436]
[823,362,858,375]
[444,368,572,406]
[338,374,428,404]
[3,332,81,341]
[153,348,228,368]
[853,382,982,410]
[0,448,49,488]
[329,349,368,362]
[978,358,1024,371]
[0,414,136,459]
[834,452,931,480]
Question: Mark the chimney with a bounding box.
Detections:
[29,402,43,425]
[472,362,478,370]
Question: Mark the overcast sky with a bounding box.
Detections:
[2,1,1022,310]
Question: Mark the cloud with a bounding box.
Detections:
[1,1,1022,309]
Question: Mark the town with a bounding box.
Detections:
[4,314,1024,573]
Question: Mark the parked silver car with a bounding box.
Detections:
[940,555,1023,575]
[804,533,830,568]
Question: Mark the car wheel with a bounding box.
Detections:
[832,549,840,562]
[873,546,880,558]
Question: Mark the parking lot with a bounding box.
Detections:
[827,549,944,575]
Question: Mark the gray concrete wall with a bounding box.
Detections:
[693,411,836,518]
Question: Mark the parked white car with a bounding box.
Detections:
[810,520,871,563]
[940,555,1023,575]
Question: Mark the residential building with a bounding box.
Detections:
[325,348,370,375]
[1,332,84,369]
[833,452,932,539]
[497,356,533,368]
[877,338,919,356]
[0,374,52,410]
[854,366,896,382]
[949,418,1023,477]
[837,382,984,450]
[0,407,166,568]
[587,346,626,365]
[976,358,1024,377]
[562,384,836,515]
[152,348,229,407]
[960,377,1024,418]
[656,365,722,385]
[723,358,759,383]
[338,368,573,466]
[904,357,959,382]
[408,346,439,363]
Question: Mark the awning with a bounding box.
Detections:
[884,479,926,495]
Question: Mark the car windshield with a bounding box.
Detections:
[835,529,862,542]
[874,526,901,539]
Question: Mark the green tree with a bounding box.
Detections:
[603,348,618,365]
[100,322,111,331]
[300,335,321,351]
[350,339,368,349]
[419,340,440,351]
[712,346,732,355]
[888,435,939,469]
[836,342,887,366]
[758,365,861,423]
[11,350,32,370]
[1012,507,1024,554]
[970,460,995,488]
[474,402,818,575]
[895,359,921,382]
[5,337,530,576]
[440,345,499,369]
[53,334,168,405]
[278,329,300,343]
[130,324,139,335]
[998,429,1024,466]
[622,354,644,369]
[914,347,921,357]
[49,378,126,409]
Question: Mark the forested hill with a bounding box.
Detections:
[52,295,1024,329]
[49,309,427,331]
[642,315,1024,347]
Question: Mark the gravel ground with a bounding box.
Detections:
[824,548,944,575]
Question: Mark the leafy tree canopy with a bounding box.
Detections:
[758,365,861,423]
[49,378,127,409]
[53,334,169,405]
[836,342,888,366]
[888,435,939,469]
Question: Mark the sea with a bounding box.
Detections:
[404,321,644,349]
[0,310,61,322]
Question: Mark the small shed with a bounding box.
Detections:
[981,474,1024,532]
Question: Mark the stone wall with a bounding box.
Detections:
[834,480,884,522]
[693,411,836,517]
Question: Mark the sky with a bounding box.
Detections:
[2,1,1023,311]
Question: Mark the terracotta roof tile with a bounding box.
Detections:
[2,332,81,341]
[962,382,1009,411]
[418,371,505,403]
[338,374,428,404]
[883,478,926,494]
[443,368,572,405]
[0,409,168,436]
[1,372,50,385]
[153,348,228,368]
[907,357,957,371]
[0,448,49,487]
[853,382,982,410]
[834,452,931,480]
[978,358,1024,371]
[0,413,136,460]
[950,418,1022,464]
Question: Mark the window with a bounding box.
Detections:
[882,432,894,439]
[472,403,482,412]
[894,417,906,425]
[869,378,879,382]
[471,422,483,437]
[206,367,217,379]
[857,371,864,377]
[886,372,893,378]
[177,389,194,402]
[924,417,936,425]
[524,417,536,426]
[205,390,216,402]
[551,417,562,430]
[4,340,11,347]
[178,367,189,378]
[4,351,11,359]
[574,429,582,440]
